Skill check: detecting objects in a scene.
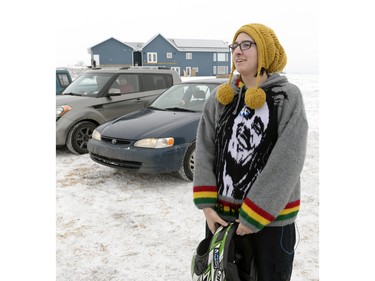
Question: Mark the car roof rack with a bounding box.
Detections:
[120,66,170,70]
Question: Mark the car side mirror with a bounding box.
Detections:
[108,88,121,96]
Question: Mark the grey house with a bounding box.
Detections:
[88,34,231,77]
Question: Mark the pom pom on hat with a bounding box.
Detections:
[244,88,266,109]
[216,83,235,105]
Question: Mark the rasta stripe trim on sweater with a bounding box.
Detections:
[240,198,300,230]
[241,198,275,228]
[215,200,242,217]
[275,200,300,221]
[193,186,218,205]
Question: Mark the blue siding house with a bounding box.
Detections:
[89,37,142,68]
[89,34,231,77]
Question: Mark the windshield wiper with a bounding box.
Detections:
[147,106,166,111]
[164,107,196,112]
[62,92,82,96]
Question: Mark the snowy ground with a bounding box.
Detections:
[56,73,319,280]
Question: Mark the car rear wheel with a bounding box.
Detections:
[177,142,195,181]
[66,121,96,154]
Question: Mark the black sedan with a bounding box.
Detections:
[87,78,226,181]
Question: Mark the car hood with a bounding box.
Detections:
[98,108,201,141]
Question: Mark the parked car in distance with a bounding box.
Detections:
[56,68,181,154]
[87,78,227,181]
[56,68,73,95]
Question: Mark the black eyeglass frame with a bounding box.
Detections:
[229,40,257,52]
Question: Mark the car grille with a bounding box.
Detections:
[90,153,141,170]
[101,136,132,145]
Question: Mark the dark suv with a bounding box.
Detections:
[56,68,181,154]
[56,69,72,95]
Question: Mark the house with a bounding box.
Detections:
[88,34,231,77]
[88,37,142,68]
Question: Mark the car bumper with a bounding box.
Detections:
[56,118,71,146]
[87,138,188,174]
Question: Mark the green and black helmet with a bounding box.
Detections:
[191,222,258,281]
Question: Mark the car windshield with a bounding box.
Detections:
[62,73,113,97]
[150,83,220,112]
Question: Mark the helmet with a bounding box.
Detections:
[191,222,258,281]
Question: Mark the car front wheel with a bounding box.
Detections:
[177,142,195,181]
[66,121,97,154]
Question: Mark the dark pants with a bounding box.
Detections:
[205,223,296,281]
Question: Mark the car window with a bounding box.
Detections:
[62,73,113,97]
[57,73,71,87]
[151,83,218,111]
[151,85,185,108]
[141,74,171,91]
[113,74,140,94]
[164,74,173,88]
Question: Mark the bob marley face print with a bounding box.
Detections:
[214,90,278,202]
[228,105,269,167]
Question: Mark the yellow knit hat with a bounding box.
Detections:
[216,23,287,109]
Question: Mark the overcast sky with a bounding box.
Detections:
[56,0,318,74]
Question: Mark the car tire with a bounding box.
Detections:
[66,121,97,155]
[177,142,195,181]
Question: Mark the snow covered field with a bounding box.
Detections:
[56,73,319,280]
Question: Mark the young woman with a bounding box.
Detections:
[193,23,308,281]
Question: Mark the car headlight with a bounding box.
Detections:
[56,105,72,119]
[92,129,101,141]
[134,138,174,148]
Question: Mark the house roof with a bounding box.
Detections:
[141,33,173,50]
[169,39,228,49]
[131,33,229,52]
[123,42,144,50]
[90,34,229,53]
[90,37,138,50]
[170,39,229,52]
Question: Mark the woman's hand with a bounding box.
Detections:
[235,219,253,236]
[203,208,228,234]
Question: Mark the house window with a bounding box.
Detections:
[166,52,172,59]
[213,66,216,75]
[147,52,157,63]
[217,66,227,75]
[186,53,192,60]
[213,53,216,61]
[217,53,227,62]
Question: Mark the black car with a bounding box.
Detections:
[87,78,227,181]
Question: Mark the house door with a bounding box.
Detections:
[185,67,191,77]
[133,51,142,66]
[92,54,100,68]
[171,67,180,76]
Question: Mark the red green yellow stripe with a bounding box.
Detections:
[241,198,274,228]
[240,199,300,230]
[216,200,241,216]
[193,186,217,205]
[275,200,300,221]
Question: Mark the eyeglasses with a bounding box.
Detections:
[229,41,256,52]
